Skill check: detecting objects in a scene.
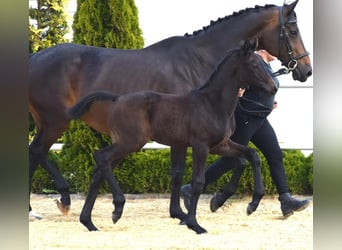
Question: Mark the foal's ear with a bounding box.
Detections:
[242,39,257,54]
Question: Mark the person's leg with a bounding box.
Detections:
[251,119,310,217]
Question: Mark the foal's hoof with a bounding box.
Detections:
[246,202,258,215]
[189,225,208,234]
[210,194,223,212]
[55,198,70,215]
[112,213,122,224]
[82,221,99,231]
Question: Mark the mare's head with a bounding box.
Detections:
[258,0,312,82]
[231,40,277,95]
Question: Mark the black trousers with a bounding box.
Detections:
[205,106,290,195]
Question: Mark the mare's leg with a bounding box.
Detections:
[169,146,187,223]
[210,139,265,214]
[185,144,208,234]
[29,127,70,215]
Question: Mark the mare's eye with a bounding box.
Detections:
[289,29,298,36]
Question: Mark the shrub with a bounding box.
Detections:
[31,146,313,195]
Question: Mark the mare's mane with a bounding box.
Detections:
[185,4,277,37]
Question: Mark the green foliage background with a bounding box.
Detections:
[32,145,313,196]
[29,0,69,53]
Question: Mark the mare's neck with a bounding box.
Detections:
[190,9,274,61]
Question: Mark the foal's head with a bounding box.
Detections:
[232,40,277,95]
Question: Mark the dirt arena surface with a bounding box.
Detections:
[29,194,313,250]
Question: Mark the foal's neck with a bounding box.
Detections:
[198,66,240,117]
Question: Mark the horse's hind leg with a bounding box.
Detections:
[29,127,71,215]
[169,146,187,223]
[210,160,246,212]
[210,140,265,214]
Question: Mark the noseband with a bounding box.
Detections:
[276,6,310,75]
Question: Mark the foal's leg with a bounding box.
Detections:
[185,144,208,234]
[210,139,265,213]
[79,165,105,231]
[210,161,246,212]
[92,145,128,225]
[169,146,187,223]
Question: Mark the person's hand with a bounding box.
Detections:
[238,88,245,97]
[273,101,278,109]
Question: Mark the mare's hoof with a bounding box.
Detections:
[55,198,70,215]
[29,211,43,221]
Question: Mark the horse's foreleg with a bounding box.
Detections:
[169,146,187,223]
[185,144,208,234]
[94,145,127,225]
[80,166,105,231]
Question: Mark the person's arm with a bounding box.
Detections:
[238,88,245,97]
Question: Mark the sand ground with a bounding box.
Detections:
[29,193,313,250]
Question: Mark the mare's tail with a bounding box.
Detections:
[69,91,119,119]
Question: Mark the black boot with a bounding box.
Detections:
[278,193,310,217]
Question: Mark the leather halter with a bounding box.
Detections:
[277,6,310,73]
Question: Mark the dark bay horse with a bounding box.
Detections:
[29,0,312,216]
[69,40,277,234]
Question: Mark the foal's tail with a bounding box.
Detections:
[69,91,119,119]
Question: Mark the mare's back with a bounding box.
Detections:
[29,42,196,102]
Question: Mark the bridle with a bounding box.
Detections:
[274,6,310,77]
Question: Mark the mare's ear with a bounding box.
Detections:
[284,0,298,15]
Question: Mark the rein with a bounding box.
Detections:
[275,6,310,76]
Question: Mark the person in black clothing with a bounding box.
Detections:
[181,49,310,217]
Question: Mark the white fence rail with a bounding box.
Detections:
[49,142,313,156]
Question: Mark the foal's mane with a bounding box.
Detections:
[198,49,239,90]
[184,4,277,37]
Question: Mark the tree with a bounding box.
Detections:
[73,0,144,48]
[29,0,69,53]
[29,0,70,141]
[60,0,145,193]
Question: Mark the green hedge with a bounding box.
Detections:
[31,145,313,195]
